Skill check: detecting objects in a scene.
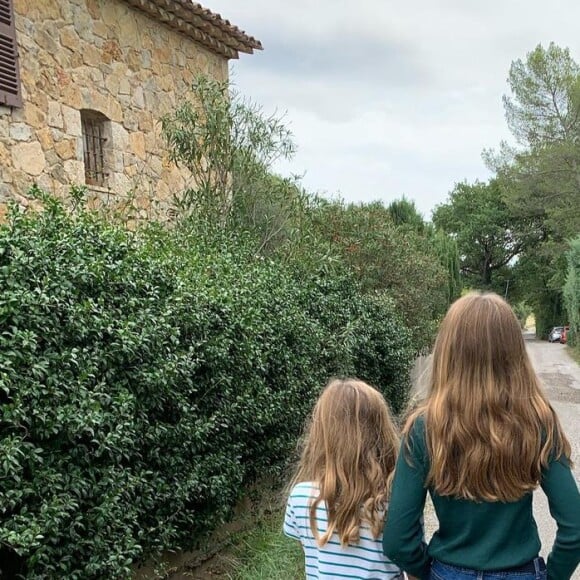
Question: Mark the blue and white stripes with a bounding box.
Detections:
[284,482,404,580]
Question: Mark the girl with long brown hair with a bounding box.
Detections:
[383,292,580,580]
[284,378,406,579]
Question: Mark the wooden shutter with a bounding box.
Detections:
[0,0,22,108]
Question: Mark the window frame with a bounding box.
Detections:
[81,110,111,188]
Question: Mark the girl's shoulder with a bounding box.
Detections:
[403,413,428,463]
[406,412,427,440]
[286,482,324,520]
[289,481,319,500]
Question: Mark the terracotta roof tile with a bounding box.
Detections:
[123,0,262,59]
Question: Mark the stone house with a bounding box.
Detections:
[0,0,261,219]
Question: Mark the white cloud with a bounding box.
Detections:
[210,0,580,217]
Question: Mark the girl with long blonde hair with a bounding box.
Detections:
[284,378,406,579]
[383,292,580,580]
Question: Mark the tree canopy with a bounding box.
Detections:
[432,180,541,288]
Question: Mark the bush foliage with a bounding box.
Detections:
[310,200,451,351]
[162,78,455,352]
[0,193,413,578]
[564,236,580,346]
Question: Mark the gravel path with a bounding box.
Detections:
[421,335,580,579]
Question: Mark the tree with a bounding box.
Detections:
[162,76,295,226]
[431,229,462,306]
[486,44,580,335]
[312,200,449,351]
[388,196,462,306]
[564,236,580,346]
[503,43,580,146]
[493,43,580,237]
[432,180,541,288]
[162,76,331,263]
[510,248,568,337]
[387,197,425,232]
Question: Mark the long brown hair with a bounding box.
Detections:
[290,379,399,546]
[405,292,571,502]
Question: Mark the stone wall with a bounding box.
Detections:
[0,0,229,221]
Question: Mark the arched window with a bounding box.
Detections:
[81,110,110,187]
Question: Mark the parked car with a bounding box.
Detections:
[560,326,570,344]
[548,326,564,342]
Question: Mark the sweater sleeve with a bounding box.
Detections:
[540,455,580,580]
[283,485,301,540]
[383,417,430,579]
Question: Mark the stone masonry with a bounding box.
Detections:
[0,0,260,221]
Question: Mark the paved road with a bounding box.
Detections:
[422,336,580,579]
[527,337,580,579]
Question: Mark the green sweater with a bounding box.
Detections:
[382,416,580,580]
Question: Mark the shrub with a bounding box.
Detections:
[563,236,580,346]
[310,200,449,351]
[162,78,452,353]
[512,301,532,329]
[0,193,413,578]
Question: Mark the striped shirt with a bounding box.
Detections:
[284,481,404,580]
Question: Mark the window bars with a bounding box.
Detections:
[81,114,108,187]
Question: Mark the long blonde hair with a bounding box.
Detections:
[405,292,571,502]
[290,379,399,547]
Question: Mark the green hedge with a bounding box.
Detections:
[0,194,413,579]
[564,236,580,346]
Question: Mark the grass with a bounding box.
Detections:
[225,509,305,580]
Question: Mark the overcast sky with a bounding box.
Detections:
[209,1,580,218]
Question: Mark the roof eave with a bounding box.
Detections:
[123,0,262,59]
